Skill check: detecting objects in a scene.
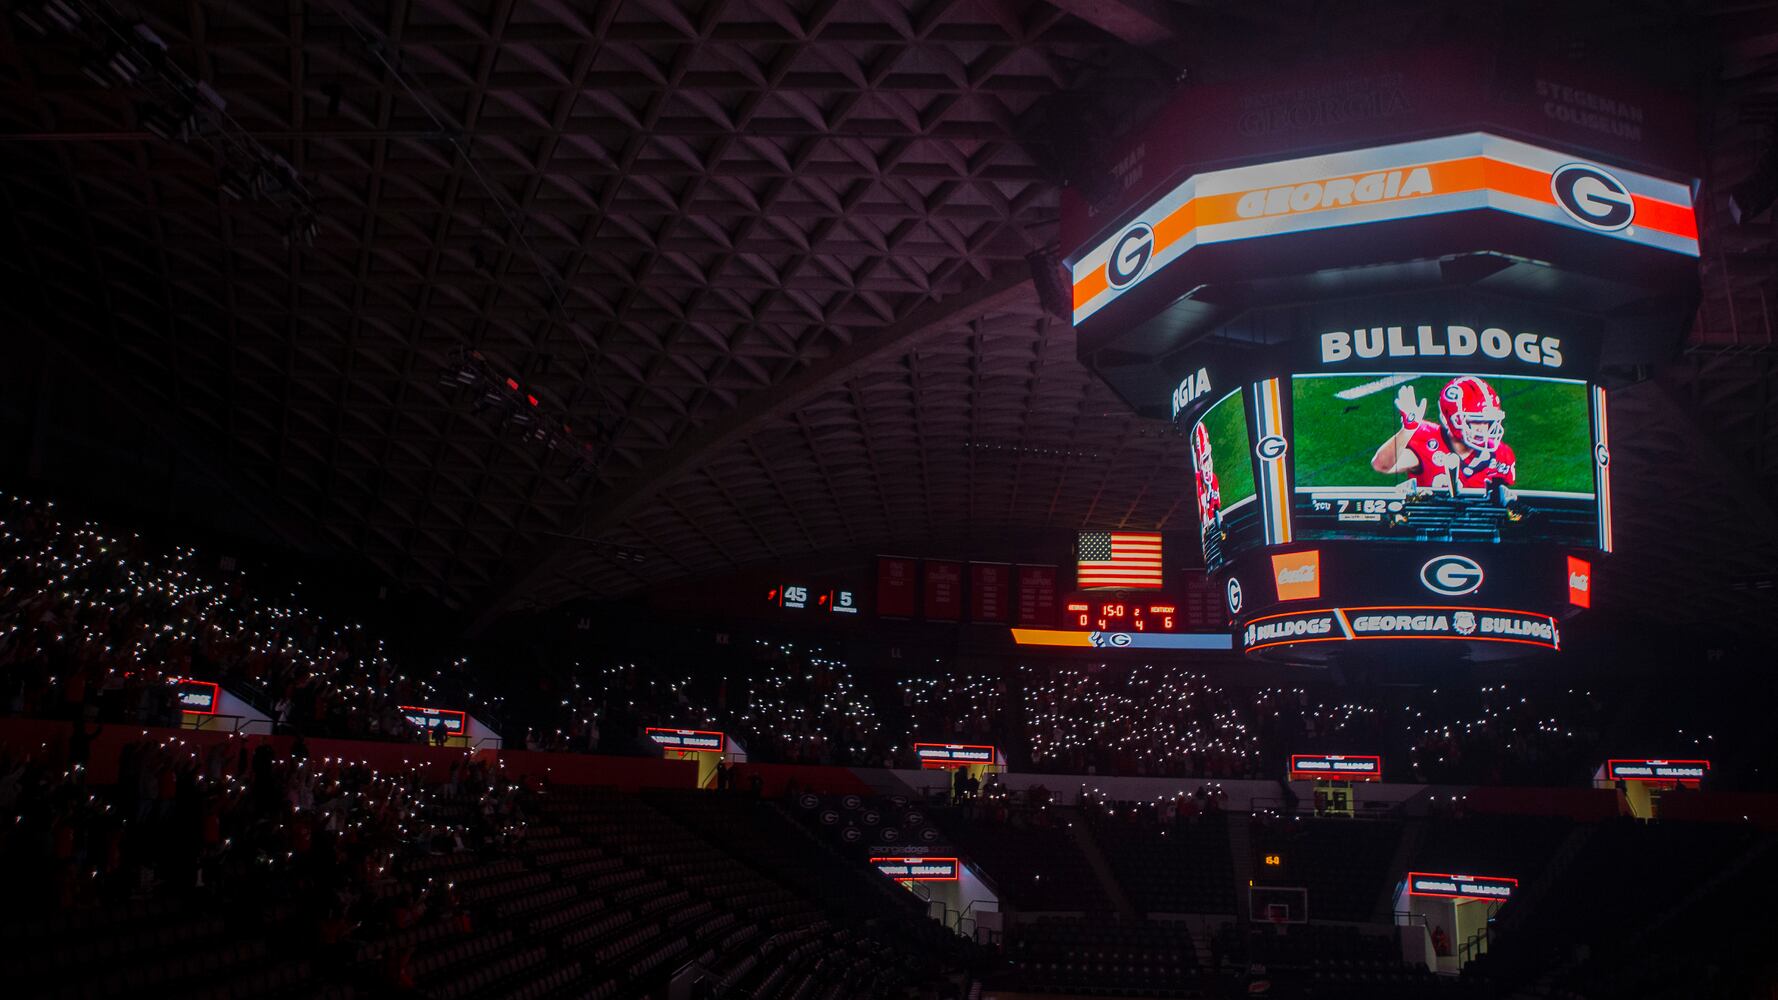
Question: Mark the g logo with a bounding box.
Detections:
[1420,554,1485,596]
[1226,577,1244,613]
[1109,632,1132,647]
[1106,222,1155,289]
[1551,163,1634,232]
[1595,443,1611,468]
[1255,434,1289,461]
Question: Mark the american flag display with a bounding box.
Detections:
[1076,532,1164,590]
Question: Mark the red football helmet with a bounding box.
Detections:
[1438,376,1505,451]
[1192,422,1214,469]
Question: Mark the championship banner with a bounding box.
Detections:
[1241,606,1559,654]
[1289,754,1382,781]
[969,563,1010,623]
[913,743,996,767]
[923,560,963,621]
[401,705,467,734]
[1015,564,1059,627]
[173,678,219,715]
[876,556,917,618]
[871,857,959,881]
[1606,759,1709,782]
[1407,872,1518,901]
[645,728,726,753]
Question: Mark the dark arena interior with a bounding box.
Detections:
[7,0,1778,997]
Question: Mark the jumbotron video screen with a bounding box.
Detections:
[1190,387,1259,571]
[1290,371,1601,547]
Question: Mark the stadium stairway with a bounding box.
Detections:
[1066,807,1139,918]
[1371,817,1427,922]
[1225,811,1256,921]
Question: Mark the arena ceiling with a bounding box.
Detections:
[2,0,1776,635]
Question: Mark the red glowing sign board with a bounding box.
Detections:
[871,857,960,881]
[646,728,726,753]
[913,743,996,768]
[400,705,467,734]
[1567,556,1592,608]
[1606,759,1708,783]
[173,678,219,715]
[1407,872,1517,902]
[1288,754,1382,781]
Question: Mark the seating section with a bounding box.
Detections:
[1231,923,1493,999]
[935,806,1113,912]
[6,899,341,1000]
[1005,917,1199,997]
[1094,814,1237,915]
[1410,815,1570,883]
[1250,817,1403,922]
[1470,820,1775,994]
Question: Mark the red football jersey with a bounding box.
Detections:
[1196,470,1221,526]
[1403,422,1515,490]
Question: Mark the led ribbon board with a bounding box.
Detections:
[1070,132,1698,326]
[1607,759,1709,782]
[913,743,996,766]
[174,678,219,715]
[401,705,467,734]
[1289,754,1382,781]
[871,857,960,881]
[1242,606,1559,654]
[646,728,726,752]
[1407,872,1518,901]
[1009,629,1234,650]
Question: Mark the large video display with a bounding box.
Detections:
[1191,387,1259,571]
[1290,372,1598,546]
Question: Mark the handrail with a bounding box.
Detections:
[1458,925,1490,963]
[181,713,270,735]
[1392,909,1429,927]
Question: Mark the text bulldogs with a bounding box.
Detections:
[1320,325,1564,368]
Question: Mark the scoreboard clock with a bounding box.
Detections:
[1063,595,1183,632]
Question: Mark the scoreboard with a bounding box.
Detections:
[1063,595,1182,632]
[1065,44,1702,663]
[767,583,859,615]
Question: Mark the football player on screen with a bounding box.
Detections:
[1192,422,1224,535]
[1370,375,1516,498]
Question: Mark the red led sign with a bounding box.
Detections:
[1606,759,1708,783]
[913,743,996,768]
[646,728,726,753]
[1288,754,1382,781]
[871,857,960,881]
[173,678,220,715]
[1407,872,1517,901]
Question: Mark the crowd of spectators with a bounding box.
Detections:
[1,720,523,930]
[0,493,475,743]
[0,491,1747,790]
